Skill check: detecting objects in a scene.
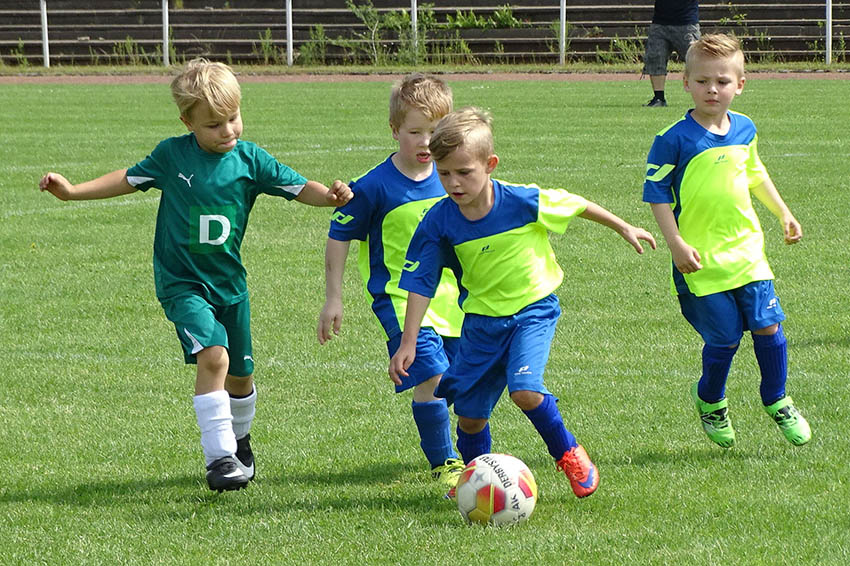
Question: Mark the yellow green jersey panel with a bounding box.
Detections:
[643,110,774,297]
[401,179,588,318]
[328,155,463,339]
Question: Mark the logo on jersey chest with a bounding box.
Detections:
[178,172,194,187]
[190,205,236,253]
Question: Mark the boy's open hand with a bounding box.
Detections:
[317,299,343,345]
[39,172,74,201]
[327,180,353,206]
[622,225,658,254]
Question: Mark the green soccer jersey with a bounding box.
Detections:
[643,111,774,297]
[126,134,307,305]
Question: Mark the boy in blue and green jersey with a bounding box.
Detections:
[40,58,352,492]
[390,107,656,499]
[643,33,811,448]
[317,73,466,489]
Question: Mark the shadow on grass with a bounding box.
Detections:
[0,460,454,516]
[0,474,203,507]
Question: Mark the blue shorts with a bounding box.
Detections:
[161,293,254,376]
[436,294,560,420]
[678,280,785,347]
[441,335,460,364]
[386,327,450,393]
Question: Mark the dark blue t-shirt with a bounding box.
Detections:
[653,0,699,25]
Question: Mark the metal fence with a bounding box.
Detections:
[31,0,843,68]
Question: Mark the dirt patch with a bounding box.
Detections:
[1,70,848,85]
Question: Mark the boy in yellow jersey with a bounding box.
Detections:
[643,34,811,448]
[317,73,466,489]
[390,107,656,498]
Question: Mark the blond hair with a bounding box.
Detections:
[685,33,745,77]
[429,106,494,163]
[389,72,453,129]
[170,58,241,118]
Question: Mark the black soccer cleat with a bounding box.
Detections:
[206,455,250,492]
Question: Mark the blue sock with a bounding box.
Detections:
[522,394,577,460]
[698,344,738,402]
[456,423,491,463]
[753,325,788,405]
[412,400,457,468]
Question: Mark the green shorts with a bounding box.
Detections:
[161,293,254,376]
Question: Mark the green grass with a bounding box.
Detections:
[1,78,849,565]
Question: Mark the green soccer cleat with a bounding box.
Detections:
[691,382,736,448]
[431,457,465,489]
[764,396,811,446]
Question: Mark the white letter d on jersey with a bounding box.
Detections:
[199,214,231,245]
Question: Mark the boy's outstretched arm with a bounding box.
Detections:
[751,178,802,245]
[579,201,657,254]
[649,203,703,273]
[317,238,351,345]
[39,169,136,201]
[388,292,431,385]
[295,180,353,207]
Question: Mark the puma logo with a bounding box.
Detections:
[178,172,194,187]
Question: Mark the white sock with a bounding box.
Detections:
[193,390,236,466]
[230,386,257,440]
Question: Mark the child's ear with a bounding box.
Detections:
[486,154,499,173]
[390,121,399,140]
[179,115,193,132]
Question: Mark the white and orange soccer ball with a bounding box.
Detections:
[455,453,537,526]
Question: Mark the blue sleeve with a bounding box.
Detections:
[398,213,445,299]
[643,134,677,204]
[327,176,374,241]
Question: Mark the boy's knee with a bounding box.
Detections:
[412,374,442,403]
[752,323,779,336]
[197,345,229,374]
[225,373,254,396]
[458,416,488,435]
[510,390,544,412]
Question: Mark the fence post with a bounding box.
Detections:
[559,0,566,65]
[411,0,418,64]
[40,0,50,68]
[825,0,833,64]
[162,0,170,66]
[286,0,293,66]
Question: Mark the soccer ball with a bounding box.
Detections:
[455,453,537,526]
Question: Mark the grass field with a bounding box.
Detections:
[1,76,848,565]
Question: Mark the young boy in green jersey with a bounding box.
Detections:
[317,73,466,490]
[643,33,811,448]
[389,107,656,498]
[39,58,353,492]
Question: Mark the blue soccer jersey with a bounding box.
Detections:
[400,179,588,317]
[126,134,307,305]
[643,110,774,297]
[328,155,463,340]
